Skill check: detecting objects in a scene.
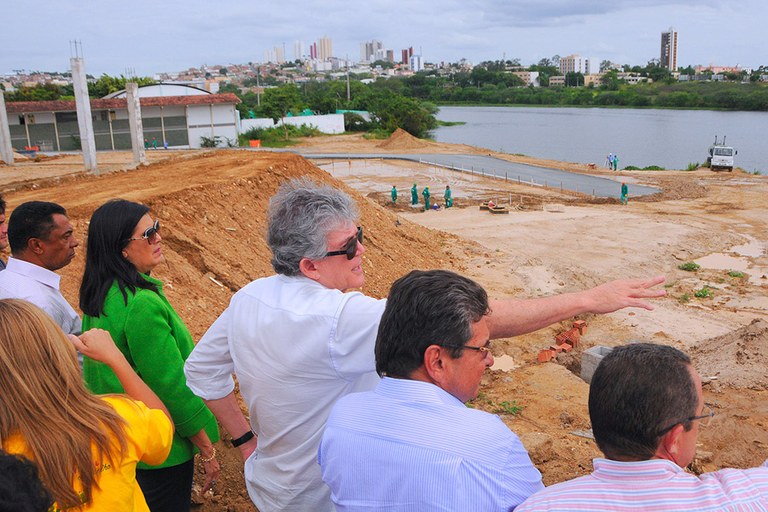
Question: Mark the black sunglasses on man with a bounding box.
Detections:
[324,227,363,260]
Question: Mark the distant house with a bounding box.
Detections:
[512,71,540,87]
[5,83,240,151]
[548,75,566,87]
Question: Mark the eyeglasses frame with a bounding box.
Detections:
[440,340,492,358]
[127,219,160,244]
[324,226,363,260]
[658,405,715,436]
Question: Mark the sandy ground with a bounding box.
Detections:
[1,131,767,510]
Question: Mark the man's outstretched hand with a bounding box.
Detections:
[584,275,666,314]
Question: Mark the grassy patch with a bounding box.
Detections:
[694,286,713,298]
[468,394,524,416]
[238,124,323,147]
[623,165,666,171]
[679,293,690,303]
[678,262,700,272]
[686,162,700,171]
[362,129,393,140]
[728,270,746,278]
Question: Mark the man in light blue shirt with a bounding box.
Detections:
[319,269,544,511]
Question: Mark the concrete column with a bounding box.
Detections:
[0,91,14,164]
[53,111,61,151]
[125,83,146,165]
[70,57,98,173]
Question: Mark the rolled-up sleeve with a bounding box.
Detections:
[185,306,236,400]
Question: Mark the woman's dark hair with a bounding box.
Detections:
[79,199,159,316]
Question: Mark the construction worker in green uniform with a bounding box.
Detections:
[411,183,418,205]
[391,185,397,204]
[444,185,453,208]
[422,186,431,210]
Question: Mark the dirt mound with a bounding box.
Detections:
[5,149,461,512]
[377,128,431,150]
[692,319,768,390]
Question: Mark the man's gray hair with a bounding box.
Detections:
[268,178,359,275]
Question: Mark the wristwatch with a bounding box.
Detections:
[231,430,255,447]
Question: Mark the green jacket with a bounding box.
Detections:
[82,275,219,469]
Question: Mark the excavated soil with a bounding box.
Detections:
[1,134,767,510]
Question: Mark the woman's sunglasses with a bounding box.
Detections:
[127,219,160,244]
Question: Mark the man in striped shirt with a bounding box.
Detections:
[517,343,768,511]
[319,270,544,511]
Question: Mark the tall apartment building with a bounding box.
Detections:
[559,54,588,74]
[360,40,384,63]
[273,45,285,64]
[401,47,414,67]
[318,36,333,61]
[293,40,304,61]
[410,54,423,72]
[660,27,678,71]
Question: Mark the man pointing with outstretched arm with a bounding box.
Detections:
[184,178,665,512]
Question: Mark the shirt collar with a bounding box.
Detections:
[592,457,685,482]
[6,257,61,289]
[377,377,465,407]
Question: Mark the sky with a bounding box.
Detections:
[1,0,765,77]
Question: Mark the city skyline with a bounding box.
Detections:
[1,0,765,77]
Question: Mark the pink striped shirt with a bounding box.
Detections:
[516,458,768,511]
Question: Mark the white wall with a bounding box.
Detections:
[241,118,277,131]
[241,113,345,135]
[187,104,238,148]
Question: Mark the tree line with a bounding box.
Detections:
[5,64,767,141]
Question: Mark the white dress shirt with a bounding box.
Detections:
[319,377,544,511]
[0,257,81,335]
[185,274,386,512]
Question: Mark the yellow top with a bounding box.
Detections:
[3,395,173,511]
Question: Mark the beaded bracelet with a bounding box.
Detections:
[199,447,217,463]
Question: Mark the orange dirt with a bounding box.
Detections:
[1,138,766,511]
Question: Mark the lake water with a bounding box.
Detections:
[434,106,768,174]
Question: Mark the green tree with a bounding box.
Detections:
[564,72,584,87]
[372,59,395,69]
[88,74,156,98]
[362,89,437,138]
[260,85,306,138]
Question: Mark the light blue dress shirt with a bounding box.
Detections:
[319,377,544,511]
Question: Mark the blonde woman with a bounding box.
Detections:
[0,299,173,511]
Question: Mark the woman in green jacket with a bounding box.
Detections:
[79,199,219,512]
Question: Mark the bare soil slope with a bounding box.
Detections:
[2,141,767,510]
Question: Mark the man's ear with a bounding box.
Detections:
[656,423,684,462]
[27,237,44,255]
[299,257,320,281]
[423,345,448,384]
